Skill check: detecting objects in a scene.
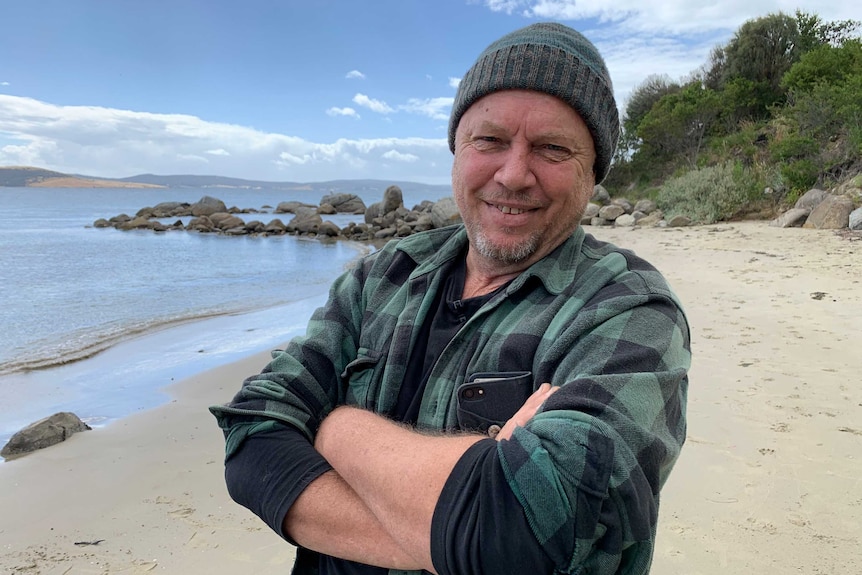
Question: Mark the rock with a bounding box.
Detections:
[190,196,227,217]
[591,217,613,226]
[667,215,692,227]
[583,203,600,218]
[1,412,91,459]
[591,185,611,205]
[382,185,404,213]
[770,208,810,228]
[118,216,158,231]
[286,208,323,234]
[850,207,862,231]
[633,199,657,215]
[321,193,366,214]
[794,189,829,211]
[598,204,625,221]
[276,200,316,214]
[263,218,287,234]
[611,198,633,214]
[615,214,636,227]
[430,197,462,229]
[803,195,854,229]
[187,216,215,232]
[318,221,342,237]
[93,218,111,228]
[209,213,245,231]
[318,203,337,215]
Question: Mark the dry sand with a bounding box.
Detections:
[1,221,860,574]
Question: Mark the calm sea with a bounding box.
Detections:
[0,186,451,447]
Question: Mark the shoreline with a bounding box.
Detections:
[1,221,860,574]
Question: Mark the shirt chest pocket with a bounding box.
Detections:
[340,348,383,409]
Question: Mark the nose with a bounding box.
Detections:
[494,144,536,192]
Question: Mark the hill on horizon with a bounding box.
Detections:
[0,166,452,196]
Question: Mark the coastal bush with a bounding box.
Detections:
[657,161,764,224]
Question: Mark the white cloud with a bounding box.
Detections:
[326,106,360,119]
[0,82,9,87]
[346,70,366,80]
[449,77,461,89]
[399,97,453,121]
[0,94,452,184]
[382,150,419,162]
[352,93,395,114]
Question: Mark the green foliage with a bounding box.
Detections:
[636,82,721,167]
[606,9,862,209]
[779,159,819,193]
[720,12,800,107]
[656,162,764,224]
[795,9,861,52]
[782,39,862,92]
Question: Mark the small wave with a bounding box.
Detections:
[0,306,268,376]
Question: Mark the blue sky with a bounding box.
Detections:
[0,0,858,185]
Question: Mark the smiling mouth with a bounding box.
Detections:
[494,204,530,215]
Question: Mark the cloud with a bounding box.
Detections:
[326,106,361,119]
[449,77,461,89]
[345,70,366,80]
[399,97,453,121]
[0,82,9,87]
[0,94,451,183]
[382,150,419,162]
[352,93,395,114]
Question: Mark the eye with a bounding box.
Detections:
[538,143,573,161]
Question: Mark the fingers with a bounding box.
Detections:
[494,383,559,441]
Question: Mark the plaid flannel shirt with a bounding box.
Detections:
[211,224,690,574]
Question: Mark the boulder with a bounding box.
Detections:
[382,185,404,214]
[286,208,324,234]
[803,195,854,229]
[794,189,829,211]
[1,412,91,459]
[320,193,367,214]
[667,214,692,227]
[210,213,246,231]
[850,207,862,231]
[263,218,287,234]
[276,200,316,214]
[591,185,611,205]
[611,198,633,214]
[583,203,600,219]
[598,204,625,221]
[770,208,810,228]
[430,197,462,229]
[635,210,664,227]
[633,199,657,215]
[190,196,227,217]
[615,214,636,227]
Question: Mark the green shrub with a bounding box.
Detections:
[656,162,763,224]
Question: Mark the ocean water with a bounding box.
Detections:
[0,186,451,447]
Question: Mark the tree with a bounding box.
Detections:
[720,12,801,111]
[637,82,721,167]
[795,9,860,52]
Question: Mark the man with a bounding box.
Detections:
[211,22,690,575]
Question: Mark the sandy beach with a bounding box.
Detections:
[1,221,860,574]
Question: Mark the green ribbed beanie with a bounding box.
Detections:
[448,22,620,183]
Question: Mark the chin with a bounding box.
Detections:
[473,230,540,265]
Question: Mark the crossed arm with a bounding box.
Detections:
[283,384,559,572]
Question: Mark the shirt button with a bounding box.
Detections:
[487,424,502,439]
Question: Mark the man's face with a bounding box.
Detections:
[452,89,596,273]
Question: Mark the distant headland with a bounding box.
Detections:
[0,165,452,197]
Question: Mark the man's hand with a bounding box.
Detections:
[495,383,559,441]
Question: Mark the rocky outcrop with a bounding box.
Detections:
[1,412,91,459]
[771,186,861,230]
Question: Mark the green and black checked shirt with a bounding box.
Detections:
[211,224,690,574]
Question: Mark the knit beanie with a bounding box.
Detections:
[448,22,620,183]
